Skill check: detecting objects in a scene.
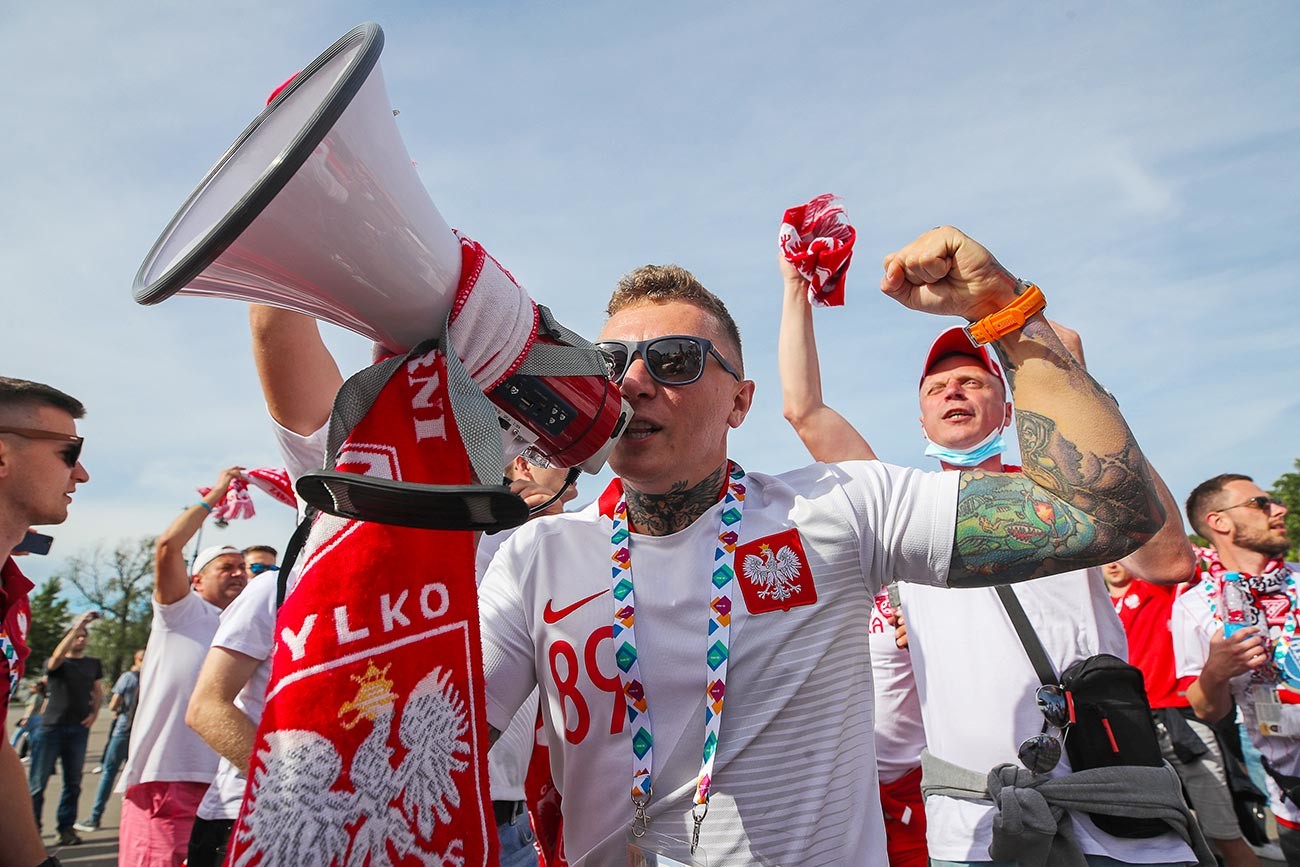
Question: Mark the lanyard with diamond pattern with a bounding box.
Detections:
[610,462,747,851]
[0,623,19,702]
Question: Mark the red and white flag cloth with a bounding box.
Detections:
[228,349,499,867]
[779,193,856,307]
[196,467,296,523]
[525,708,567,866]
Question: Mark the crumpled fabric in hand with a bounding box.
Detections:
[779,194,856,307]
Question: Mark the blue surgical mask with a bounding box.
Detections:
[923,424,1006,467]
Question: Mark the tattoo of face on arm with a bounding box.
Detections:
[950,368,1163,587]
[624,464,727,537]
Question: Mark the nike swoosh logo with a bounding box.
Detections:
[543,589,611,624]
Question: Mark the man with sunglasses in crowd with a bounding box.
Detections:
[1175,475,1300,862]
[778,248,1203,864]
[477,227,1205,865]
[0,376,90,867]
[242,546,278,578]
[117,467,249,866]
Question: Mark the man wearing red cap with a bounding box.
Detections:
[0,376,90,867]
[778,247,1202,865]
[117,469,249,867]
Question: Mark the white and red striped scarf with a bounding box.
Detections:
[198,467,296,523]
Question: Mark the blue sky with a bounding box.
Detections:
[3,2,1298,589]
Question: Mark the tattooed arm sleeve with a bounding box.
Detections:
[948,317,1165,587]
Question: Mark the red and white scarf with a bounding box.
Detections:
[229,355,497,866]
[197,467,296,523]
[779,193,856,307]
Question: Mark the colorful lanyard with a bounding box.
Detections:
[610,462,747,852]
[0,623,19,702]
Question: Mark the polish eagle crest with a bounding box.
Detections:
[233,664,472,866]
[742,542,804,602]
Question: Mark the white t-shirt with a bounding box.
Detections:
[868,586,925,783]
[272,419,328,523]
[479,460,959,866]
[1173,570,1300,826]
[476,526,539,803]
[120,591,223,789]
[901,569,1195,864]
[196,572,277,820]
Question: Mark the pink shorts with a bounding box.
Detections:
[119,781,209,867]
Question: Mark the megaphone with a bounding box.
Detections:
[133,22,628,475]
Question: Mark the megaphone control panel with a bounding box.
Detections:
[494,374,576,437]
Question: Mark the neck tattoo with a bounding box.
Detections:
[624,464,727,537]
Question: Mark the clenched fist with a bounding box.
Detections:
[881,226,1021,322]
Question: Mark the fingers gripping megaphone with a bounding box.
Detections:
[133,22,629,530]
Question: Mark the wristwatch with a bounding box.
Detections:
[964,280,1046,346]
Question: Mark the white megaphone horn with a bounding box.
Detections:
[134,22,629,478]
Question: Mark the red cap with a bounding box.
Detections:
[920,326,1006,389]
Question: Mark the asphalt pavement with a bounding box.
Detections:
[11,701,1291,866]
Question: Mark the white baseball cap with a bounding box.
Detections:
[193,545,242,575]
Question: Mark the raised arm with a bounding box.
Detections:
[1040,323,1193,585]
[777,255,877,462]
[47,611,96,670]
[249,305,344,436]
[1119,462,1195,584]
[155,466,242,605]
[881,227,1164,587]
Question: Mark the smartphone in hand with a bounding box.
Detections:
[14,531,53,556]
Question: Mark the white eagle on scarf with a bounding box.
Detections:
[232,666,471,866]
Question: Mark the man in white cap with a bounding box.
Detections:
[117,467,249,867]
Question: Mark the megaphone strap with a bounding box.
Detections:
[513,343,607,377]
[322,328,506,491]
[439,319,508,488]
[513,305,609,377]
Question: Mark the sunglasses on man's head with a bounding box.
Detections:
[248,563,279,576]
[0,427,83,468]
[596,336,741,386]
[1217,495,1285,515]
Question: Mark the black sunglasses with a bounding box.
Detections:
[248,563,280,575]
[596,336,741,386]
[1217,495,1285,515]
[0,427,84,468]
[1017,685,1075,774]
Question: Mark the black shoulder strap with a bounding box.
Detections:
[995,584,1059,686]
[275,505,317,609]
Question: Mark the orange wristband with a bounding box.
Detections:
[963,281,1046,346]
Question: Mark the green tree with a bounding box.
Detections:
[1272,459,1300,562]
[25,575,71,675]
[59,536,155,684]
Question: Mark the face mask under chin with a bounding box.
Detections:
[923,423,1007,467]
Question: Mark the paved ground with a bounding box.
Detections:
[24,709,122,866]
[12,701,1291,866]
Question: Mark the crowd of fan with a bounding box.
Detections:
[3,225,1298,867]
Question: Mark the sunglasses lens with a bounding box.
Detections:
[249,563,279,575]
[1036,685,1070,729]
[646,338,705,384]
[64,442,82,468]
[597,346,629,383]
[1017,733,1062,774]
